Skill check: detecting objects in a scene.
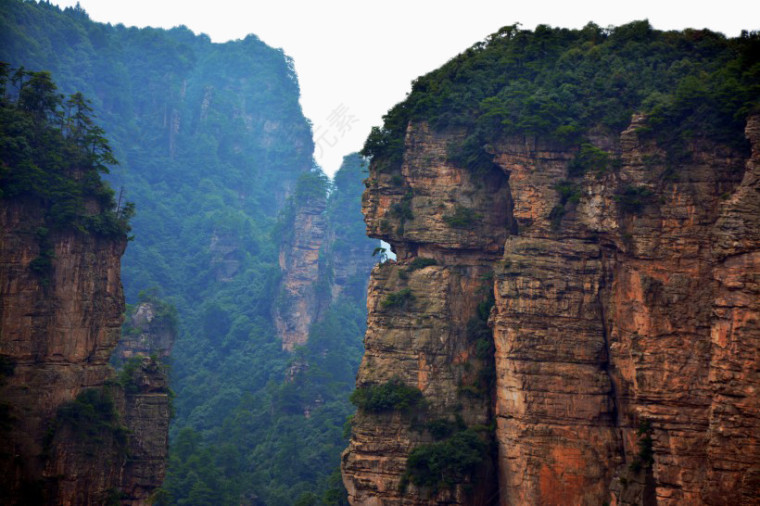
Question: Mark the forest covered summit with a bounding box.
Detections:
[0,65,132,240]
[365,20,760,174]
[345,18,760,506]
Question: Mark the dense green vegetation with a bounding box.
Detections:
[402,428,487,491]
[418,416,466,441]
[0,65,132,238]
[363,21,760,175]
[443,205,482,228]
[2,2,375,504]
[461,281,497,398]
[381,287,416,309]
[160,295,365,505]
[51,388,128,449]
[350,378,424,413]
[154,156,372,506]
[407,257,438,271]
[630,419,655,473]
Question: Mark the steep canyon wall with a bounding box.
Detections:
[0,199,171,505]
[343,116,760,505]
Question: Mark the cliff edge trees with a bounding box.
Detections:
[364,21,760,177]
[0,69,170,505]
[0,65,133,239]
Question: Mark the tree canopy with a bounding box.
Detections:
[0,65,132,236]
[364,21,760,173]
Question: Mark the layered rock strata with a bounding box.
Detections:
[274,158,377,352]
[274,189,328,351]
[343,124,511,504]
[117,357,172,503]
[344,116,760,505]
[0,199,169,504]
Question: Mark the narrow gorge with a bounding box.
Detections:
[2,4,760,505]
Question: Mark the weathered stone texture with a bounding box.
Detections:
[114,301,175,363]
[345,115,760,505]
[0,198,169,505]
[274,194,328,351]
[119,358,173,504]
[344,123,505,504]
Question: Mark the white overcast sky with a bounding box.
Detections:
[50,0,758,176]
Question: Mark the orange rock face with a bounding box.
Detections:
[0,198,169,505]
[274,193,328,351]
[344,124,507,504]
[344,116,760,505]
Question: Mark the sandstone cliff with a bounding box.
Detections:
[275,159,377,352]
[274,174,330,351]
[343,124,510,504]
[343,115,760,505]
[0,198,170,504]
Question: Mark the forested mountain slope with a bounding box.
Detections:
[1,1,375,503]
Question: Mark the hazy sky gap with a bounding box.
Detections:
[50,1,758,176]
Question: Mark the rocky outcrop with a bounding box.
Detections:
[0,198,169,504]
[275,157,378,352]
[114,300,176,364]
[112,300,175,502]
[344,124,510,504]
[210,230,243,282]
[117,357,173,504]
[274,186,329,351]
[344,116,760,505]
[42,358,172,506]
